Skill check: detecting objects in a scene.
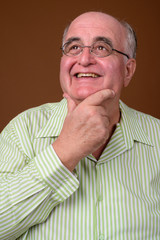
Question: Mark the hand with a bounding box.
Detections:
[53,89,116,171]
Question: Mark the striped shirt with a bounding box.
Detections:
[0,99,160,240]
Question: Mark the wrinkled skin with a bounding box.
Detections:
[53,12,136,171]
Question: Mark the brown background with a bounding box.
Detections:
[0,0,160,132]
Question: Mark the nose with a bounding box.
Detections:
[77,47,96,66]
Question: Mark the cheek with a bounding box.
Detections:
[60,56,75,92]
[102,60,126,89]
[99,58,118,75]
[102,58,125,74]
[60,58,67,92]
[60,55,76,72]
[60,57,70,80]
[60,56,76,80]
[60,56,68,76]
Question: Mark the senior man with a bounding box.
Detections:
[0,11,159,240]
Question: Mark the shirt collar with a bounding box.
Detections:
[35,98,153,148]
[119,100,153,148]
[35,98,67,138]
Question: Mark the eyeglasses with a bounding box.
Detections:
[61,40,130,59]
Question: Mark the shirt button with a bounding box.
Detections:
[99,234,105,240]
[72,169,78,178]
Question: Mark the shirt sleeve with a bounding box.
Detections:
[0,120,79,240]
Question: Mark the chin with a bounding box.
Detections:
[72,88,98,103]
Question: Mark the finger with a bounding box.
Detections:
[63,93,77,113]
[84,89,115,106]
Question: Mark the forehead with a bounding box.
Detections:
[65,13,126,46]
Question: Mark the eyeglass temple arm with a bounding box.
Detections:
[112,49,129,59]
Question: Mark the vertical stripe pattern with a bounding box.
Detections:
[0,99,160,240]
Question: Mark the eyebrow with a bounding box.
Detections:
[64,37,81,45]
[94,36,113,48]
[64,36,113,48]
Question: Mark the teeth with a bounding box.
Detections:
[76,73,99,78]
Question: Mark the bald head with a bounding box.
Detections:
[62,11,137,59]
[70,12,120,28]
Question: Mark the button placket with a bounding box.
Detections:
[95,164,104,239]
[96,164,103,202]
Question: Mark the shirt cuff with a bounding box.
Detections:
[34,145,79,202]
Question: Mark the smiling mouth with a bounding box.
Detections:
[75,73,100,78]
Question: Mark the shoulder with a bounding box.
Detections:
[1,101,62,135]
[120,100,160,125]
[128,104,160,128]
[120,101,160,146]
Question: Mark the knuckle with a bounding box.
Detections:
[98,119,110,138]
[87,108,97,118]
[105,117,110,127]
[100,127,108,137]
[96,128,109,145]
[98,91,105,102]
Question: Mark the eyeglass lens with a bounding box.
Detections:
[63,41,112,57]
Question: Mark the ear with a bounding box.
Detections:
[124,58,136,87]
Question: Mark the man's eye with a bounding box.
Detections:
[93,41,111,53]
[70,45,80,50]
[97,46,106,51]
[65,44,81,54]
[65,44,80,54]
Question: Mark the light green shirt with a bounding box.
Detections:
[0,99,160,240]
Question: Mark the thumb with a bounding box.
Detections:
[84,89,115,106]
[63,93,77,114]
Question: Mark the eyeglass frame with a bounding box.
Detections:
[61,40,130,59]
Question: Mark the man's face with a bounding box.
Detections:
[60,12,134,104]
